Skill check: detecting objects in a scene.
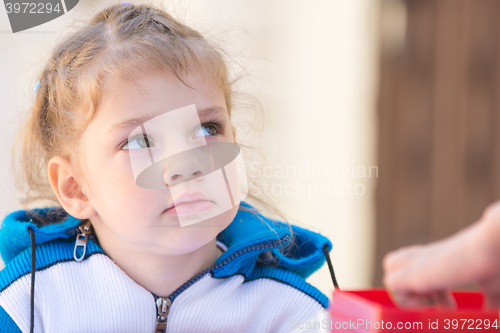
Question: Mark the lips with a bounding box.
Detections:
[164,191,214,215]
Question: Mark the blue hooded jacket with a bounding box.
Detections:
[0,201,334,333]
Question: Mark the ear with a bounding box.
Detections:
[47,156,96,220]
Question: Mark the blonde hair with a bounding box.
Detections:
[12,2,289,228]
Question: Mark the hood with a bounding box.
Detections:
[0,201,332,280]
[0,207,82,265]
[214,201,332,279]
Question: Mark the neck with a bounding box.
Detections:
[91,224,222,297]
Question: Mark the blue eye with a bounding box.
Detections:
[122,135,154,150]
[195,123,219,137]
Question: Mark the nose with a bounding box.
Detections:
[161,150,208,186]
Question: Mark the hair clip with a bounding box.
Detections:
[33,80,40,97]
[120,1,131,5]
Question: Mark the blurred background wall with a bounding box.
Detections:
[0,0,379,297]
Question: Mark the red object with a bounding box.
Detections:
[328,289,499,332]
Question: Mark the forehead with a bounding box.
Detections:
[93,69,226,128]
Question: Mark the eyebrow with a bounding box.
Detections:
[106,106,227,135]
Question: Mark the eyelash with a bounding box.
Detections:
[120,120,224,150]
[201,120,224,136]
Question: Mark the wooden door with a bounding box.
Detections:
[375,0,500,286]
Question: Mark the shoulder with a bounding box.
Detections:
[211,250,329,309]
[0,236,103,294]
[190,265,327,332]
[0,237,104,299]
[245,264,329,308]
[0,236,111,332]
[0,305,21,332]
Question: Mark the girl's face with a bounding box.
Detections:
[79,68,238,256]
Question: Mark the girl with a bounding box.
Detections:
[0,3,334,332]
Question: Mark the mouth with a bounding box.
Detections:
[164,191,214,216]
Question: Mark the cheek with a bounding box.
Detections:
[109,182,160,217]
[86,158,157,216]
[97,188,162,238]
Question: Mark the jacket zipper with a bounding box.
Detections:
[73,220,93,262]
[70,223,290,331]
[155,297,171,333]
[152,234,290,332]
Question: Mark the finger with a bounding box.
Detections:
[383,267,418,292]
[389,289,456,309]
[433,290,457,310]
[383,245,426,271]
[479,276,500,309]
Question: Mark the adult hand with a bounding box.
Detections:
[383,201,500,308]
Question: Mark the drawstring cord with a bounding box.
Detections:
[28,226,36,333]
[323,244,340,290]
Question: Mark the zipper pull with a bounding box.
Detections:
[73,221,93,262]
[155,297,171,333]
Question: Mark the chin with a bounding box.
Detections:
[176,205,238,228]
[176,207,238,245]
